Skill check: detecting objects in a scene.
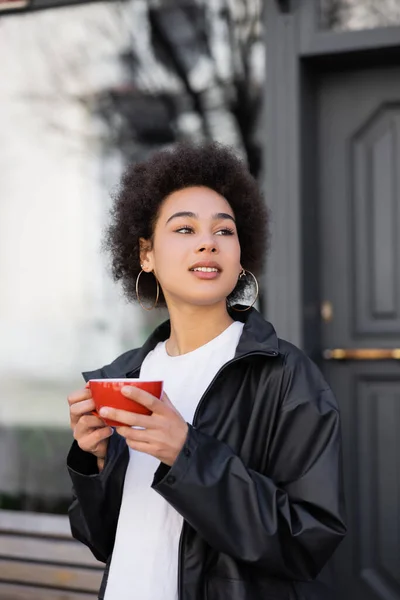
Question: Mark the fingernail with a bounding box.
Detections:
[99,407,109,417]
[121,386,131,394]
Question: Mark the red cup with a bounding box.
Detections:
[88,379,163,427]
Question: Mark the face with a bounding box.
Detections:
[140,186,242,308]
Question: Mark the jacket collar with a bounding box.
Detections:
[232,307,279,358]
[83,308,279,382]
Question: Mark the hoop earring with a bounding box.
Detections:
[135,269,160,311]
[231,269,259,312]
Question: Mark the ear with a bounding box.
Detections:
[139,238,154,271]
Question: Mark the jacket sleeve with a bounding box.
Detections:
[151,353,347,580]
[67,432,128,563]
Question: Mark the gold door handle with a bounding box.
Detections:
[323,348,400,360]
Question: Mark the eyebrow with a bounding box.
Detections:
[166,211,236,225]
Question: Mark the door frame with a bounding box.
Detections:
[264,0,400,357]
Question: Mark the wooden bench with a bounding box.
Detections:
[0,511,103,599]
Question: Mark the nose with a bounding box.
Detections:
[197,238,218,254]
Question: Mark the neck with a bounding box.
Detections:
[165,300,235,356]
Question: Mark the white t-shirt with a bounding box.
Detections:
[104,321,244,600]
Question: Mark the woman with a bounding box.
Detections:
[67,142,346,600]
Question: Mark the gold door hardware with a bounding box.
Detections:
[323,348,400,360]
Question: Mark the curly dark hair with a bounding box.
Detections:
[103,141,269,307]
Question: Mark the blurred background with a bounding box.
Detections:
[0,0,264,514]
[0,0,399,598]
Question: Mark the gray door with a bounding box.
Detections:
[319,66,400,599]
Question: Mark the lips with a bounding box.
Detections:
[189,261,222,273]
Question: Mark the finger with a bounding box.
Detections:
[70,398,96,417]
[120,411,160,429]
[160,391,173,407]
[75,425,113,450]
[79,414,108,429]
[116,426,154,443]
[99,407,154,428]
[68,389,92,405]
[74,417,110,439]
[121,385,164,413]
[126,439,152,453]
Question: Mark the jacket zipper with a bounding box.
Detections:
[177,348,278,600]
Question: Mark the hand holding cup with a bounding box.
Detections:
[67,388,113,472]
[96,383,188,467]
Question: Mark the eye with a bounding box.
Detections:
[215,228,235,236]
[175,226,194,234]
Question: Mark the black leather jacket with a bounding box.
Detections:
[67,309,346,600]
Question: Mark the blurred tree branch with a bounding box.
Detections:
[98,0,265,175]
